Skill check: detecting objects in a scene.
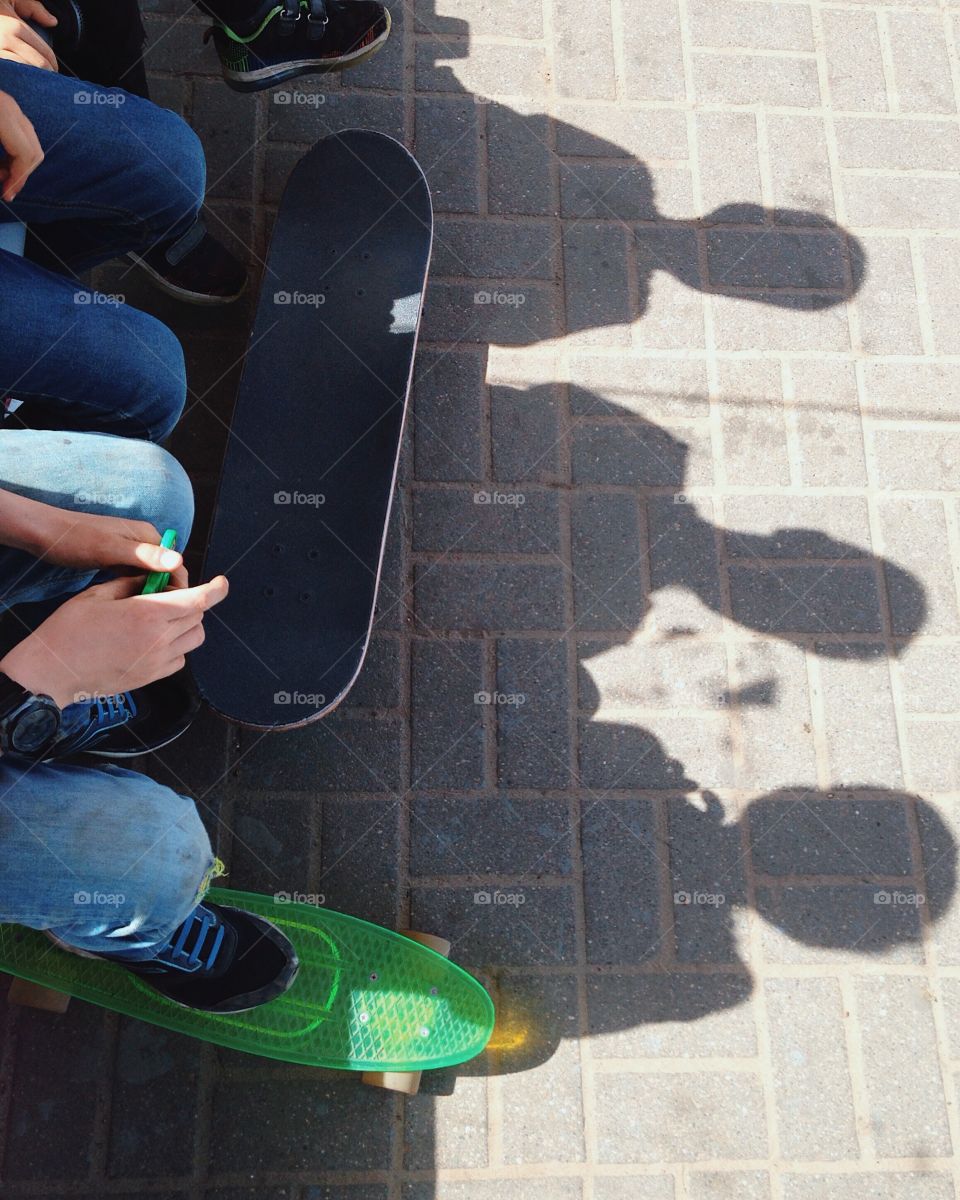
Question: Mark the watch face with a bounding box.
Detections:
[10,703,60,755]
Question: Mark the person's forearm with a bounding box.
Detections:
[0,488,62,558]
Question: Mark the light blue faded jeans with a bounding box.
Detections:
[0,60,214,958]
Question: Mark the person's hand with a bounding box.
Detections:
[0,574,229,708]
[30,508,190,587]
[0,2,58,72]
[0,89,42,202]
[7,0,57,23]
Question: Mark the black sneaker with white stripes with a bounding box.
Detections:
[206,0,390,93]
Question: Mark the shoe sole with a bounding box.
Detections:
[221,11,390,93]
[125,251,248,307]
[50,720,193,763]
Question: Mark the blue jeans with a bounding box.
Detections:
[0,61,213,957]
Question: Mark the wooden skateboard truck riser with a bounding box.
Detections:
[8,978,70,1013]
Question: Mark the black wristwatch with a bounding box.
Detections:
[0,673,62,759]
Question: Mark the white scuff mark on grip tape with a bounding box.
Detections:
[389,292,421,335]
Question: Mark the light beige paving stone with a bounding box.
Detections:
[886,11,957,115]
[722,495,873,553]
[620,0,686,102]
[938,977,960,1056]
[693,53,821,108]
[687,0,814,52]
[501,994,586,1164]
[873,429,960,492]
[862,361,960,422]
[594,1071,768,1162]
[917,796,960,965]
[764,977,859,1160]
[716,359,791,486]
[585,711,736,789]
[781,1174,954,1200]
[417,40,548,96]
[899,641,960,713]
[553,0,615,99]
[593,1178,675,1200]
[855,976,952,1158]
[587,972,757,1057]
[733,640,818,789]
[822,8,889,112]
[579,636,729,712]
[817,651,903,788]
[556,104,688,161]
[851,236,924,357]
[877,498,959,635]
[415,0,544,41]
[923,237,960,357]
[635,262,708,350]
[843,176,960,229]
[790,358,868,488]
[411,1183,583,1200]
[711,294,851,353]
[500,1045,586,1165]
[766,115,836,223]
[568,354,710,420]
[904,718,960,793]
[696,112,764,219]
[687,1169,771,1200]
[835,116,960,172]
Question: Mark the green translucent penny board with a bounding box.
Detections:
[0,888,494,1072]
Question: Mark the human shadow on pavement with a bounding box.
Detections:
[411,1,864,356]
[555,398,925,658]
[456,749,956,1079]
[408,388,935,1087]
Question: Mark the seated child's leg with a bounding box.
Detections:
[0,250,187,442]
[0,756,213,958]
[0,431,194,611]
[0,58,205,274]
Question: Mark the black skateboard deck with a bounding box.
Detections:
[191,130,432,728]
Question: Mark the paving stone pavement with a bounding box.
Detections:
[5,0,960,1196]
